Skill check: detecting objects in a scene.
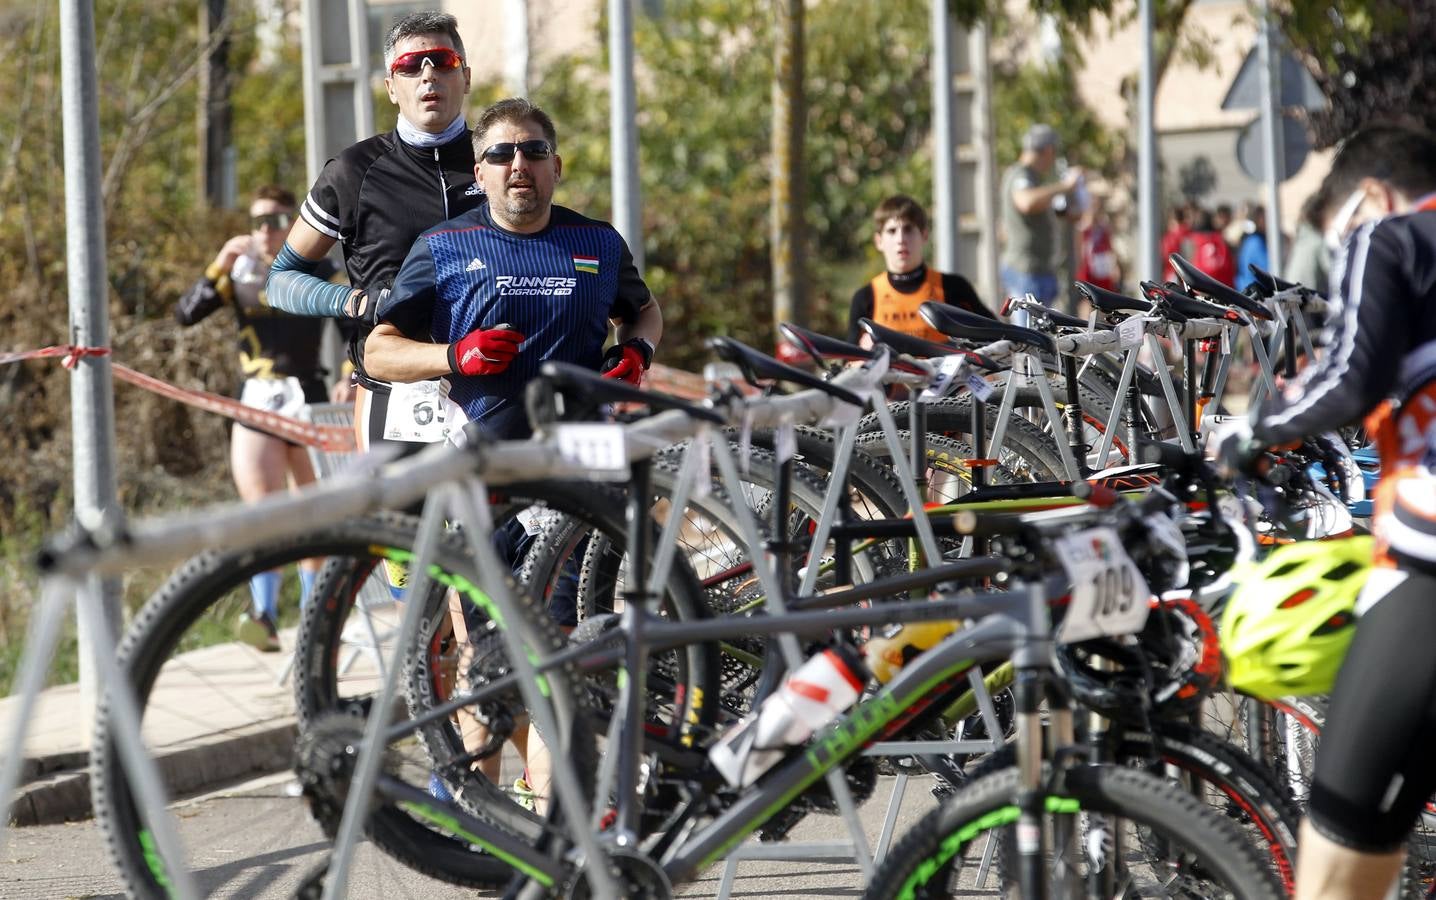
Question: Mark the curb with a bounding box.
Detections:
[9,718,298,827]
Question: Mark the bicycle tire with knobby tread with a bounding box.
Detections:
[864,764,1284,900]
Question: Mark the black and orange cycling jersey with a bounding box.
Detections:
[846,264,993,344]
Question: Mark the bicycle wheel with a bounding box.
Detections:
[1222,694,1436,897]
[864,764,1284,899]
[1114,720,1300,894]
[853,430,1020,506]
[522,446,889,722]
[859,397,1068,484]
[92,513,593,896]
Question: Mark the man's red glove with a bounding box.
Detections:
[448,325,524,376]
[600,338,653,385]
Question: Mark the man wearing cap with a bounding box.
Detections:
[1000,124,1085,307]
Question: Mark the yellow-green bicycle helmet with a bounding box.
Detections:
[1221,536,1373,699]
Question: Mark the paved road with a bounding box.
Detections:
[1,770,939,899]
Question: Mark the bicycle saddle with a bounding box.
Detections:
[1169,253,1274,321]
[920,302,1057,354]
[706,336,864,406]
[1074,281,1151,316]
[857,319,1001,372]
[1246,264,1300,298]
[529,361,724,425]
[1140,281,1248,326]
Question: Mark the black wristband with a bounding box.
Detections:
[446,341,461,374]
[625,337,654,369]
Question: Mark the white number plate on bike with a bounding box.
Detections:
[554,423,629,479]
[1053,526,1151,644]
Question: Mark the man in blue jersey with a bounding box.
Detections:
[365,98,661,811]
[365,97,662,440]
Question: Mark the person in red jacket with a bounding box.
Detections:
[1160,205,1192,282]
[1185,209,1236,287]
[1075,197,1119,292]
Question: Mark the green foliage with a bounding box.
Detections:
[991,54,1123,180]
[0,1,305,678]
[1279,1,1431,148]
[533,0,938,364]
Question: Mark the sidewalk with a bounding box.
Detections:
[1,617,390,827]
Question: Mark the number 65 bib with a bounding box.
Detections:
[384,378,470,444]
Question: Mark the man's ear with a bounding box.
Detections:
[384,76,398,106]
[553,155,562,181]
[1367,177,1397,214]
[873,231,883,250]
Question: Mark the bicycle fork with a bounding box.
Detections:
[1012,583,1053,900]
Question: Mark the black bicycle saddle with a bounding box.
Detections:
[1169,253,1273,321]
[920,303,1057,354]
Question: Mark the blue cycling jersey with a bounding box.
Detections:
[380,202,649,440]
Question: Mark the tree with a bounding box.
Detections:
[1280,1,1431,148]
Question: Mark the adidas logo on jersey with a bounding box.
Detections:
[464,183,482,196]
[466,258,487,272]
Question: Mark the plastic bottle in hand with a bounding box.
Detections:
[864,621,960,684]
[708,645,867,788]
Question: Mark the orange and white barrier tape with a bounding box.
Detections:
[1,345,357,453]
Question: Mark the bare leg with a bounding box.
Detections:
[1295,820,1405,900]
[285,442,324,575]
[230,425,289,501]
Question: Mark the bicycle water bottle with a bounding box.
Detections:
[709,645,867,788]
[864,621,959,684]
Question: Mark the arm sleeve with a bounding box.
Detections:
[265,242,354,317]
[1253,221,1409,445]
[846,286,874,343]
[608,238,652,322]
[173,267,230,326]
[377,236,437,340]
[942,273,995,320]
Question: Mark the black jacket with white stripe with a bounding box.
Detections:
[297,128,483,387]
[1254,208,1436,447]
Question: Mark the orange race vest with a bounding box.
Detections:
[871,269,949,343]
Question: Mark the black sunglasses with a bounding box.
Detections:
[480,139,553,165]
[251,212,294,231]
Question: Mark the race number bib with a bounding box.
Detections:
[239,376,307,419]
[919,355,969,403]
[554,423,628,480]
[1054,526,1151,644]
[383,379,470,444]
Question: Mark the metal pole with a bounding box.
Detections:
[504,0,531,96]
[300,0,323,185]
[970,21,1000,305]
[1137,0,1158,283]
[930,0,957,272]
[347,0,373,142]
[1257,0,1285,269]
[609,0,644,270]
[59,0,123,736]
[771,0,807,330]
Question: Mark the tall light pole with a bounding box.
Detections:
[609,0,643,270]
[771,0,807,331]
[60,0,122,720]
[1257,0,1285,267]
[1137,0,1158,282]
[930,0,957,271]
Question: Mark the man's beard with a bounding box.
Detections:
[500,184,546,221]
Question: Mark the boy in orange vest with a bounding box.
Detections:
[847,195,993,345]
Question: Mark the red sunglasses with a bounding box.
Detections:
[389,47,464,77]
